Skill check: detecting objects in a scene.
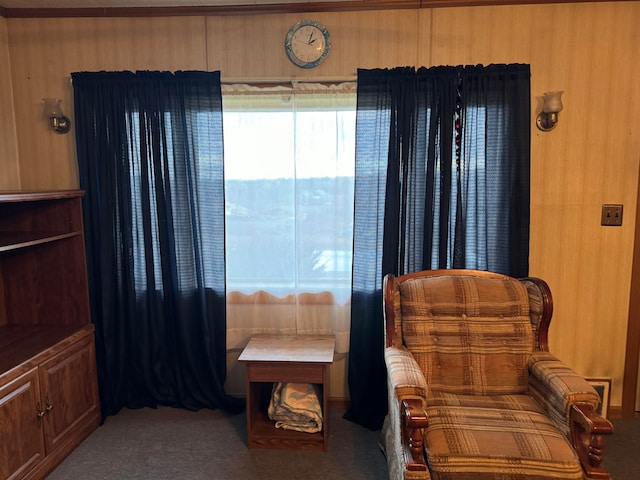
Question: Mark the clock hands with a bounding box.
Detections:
[308,31,317,46]
[292,32,320,49]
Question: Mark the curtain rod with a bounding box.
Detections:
[221,75,357,85]
[67,75,357,86]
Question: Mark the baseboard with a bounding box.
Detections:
[607,405,622,419]
[329,398,351,410]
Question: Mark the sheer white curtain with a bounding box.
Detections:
[222,82,356,355]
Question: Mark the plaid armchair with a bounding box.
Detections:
[380,269,613,480]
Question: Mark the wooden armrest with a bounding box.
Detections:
[570,403,614,479]
[401,399,429,471]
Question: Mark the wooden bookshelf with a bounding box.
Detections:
[0,190,100,480]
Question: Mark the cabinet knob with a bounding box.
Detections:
[45,397,54,412]
[36,402,46,425]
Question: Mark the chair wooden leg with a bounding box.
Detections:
[570,403,614,479]
[401,399,429,472]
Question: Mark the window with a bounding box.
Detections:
[222,83,356,300]
[222,82,356,353]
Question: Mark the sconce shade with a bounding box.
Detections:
[541,91,564,113]
[43,98,63,117]
[536,90,564,132]
[42,98,71,134]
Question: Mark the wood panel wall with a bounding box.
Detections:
[2,1,639,406]
[0,16,19,189]
[428,2,640,412]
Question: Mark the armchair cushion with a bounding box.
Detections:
[399,275,534,395]
[424,392,584,480]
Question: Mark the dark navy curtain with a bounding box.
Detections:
[72,70,243,418]
[346,64,531,429]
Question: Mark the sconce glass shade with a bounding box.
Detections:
[536,91,564,132]
[43,98,63,117]
[42,98,71,134]
[541,91,564,113]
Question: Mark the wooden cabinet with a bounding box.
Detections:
[0,368,45,480]
[39,333,99,456]
[0,190,100,480]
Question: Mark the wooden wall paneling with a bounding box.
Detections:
[206,14,292,78]
[431,4,537,64]
[206,10,421,80]
[0,16,20,190]
[430,3,640,406]
[416,9,432,67]
[538,2,640,411]
[314,10,421,75]
[624,154,640,416]
[7,16,209,190]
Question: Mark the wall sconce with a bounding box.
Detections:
[42,98,71,134]
[536,91,564,132]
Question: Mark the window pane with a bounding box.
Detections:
[222,85,356,300]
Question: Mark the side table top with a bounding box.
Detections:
[238,334,335,364]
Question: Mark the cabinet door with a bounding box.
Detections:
[0,369,46,480]
[39,334,100,453]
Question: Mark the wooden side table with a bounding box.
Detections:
[238,334,335,451]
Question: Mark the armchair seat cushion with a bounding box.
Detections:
[424,391,583,480]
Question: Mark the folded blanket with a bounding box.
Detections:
[268,382,323,433]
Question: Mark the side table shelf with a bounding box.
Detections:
[238,334,335,451]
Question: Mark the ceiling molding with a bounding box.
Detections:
[3,1,414,18]
[0,0,614,19]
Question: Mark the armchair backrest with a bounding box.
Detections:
[384,269,541,396]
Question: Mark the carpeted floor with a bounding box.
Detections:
[46,407,638,480]
[604,417,640,480]
[46,407,388,480]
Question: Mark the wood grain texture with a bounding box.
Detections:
[0,368,45,480]
[625,161,640,414]
[240,334,334,451]
[0,190,99,479]
[7,16,208,190]
[0,17,20,190]
[206,10,420,79]
[0,0,624,19]
[0,326,100,480]
[429,2,640,408]
[3,2,640,408]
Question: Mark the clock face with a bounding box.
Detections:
[285,20,331,69]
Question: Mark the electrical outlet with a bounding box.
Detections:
[601,204,623,226]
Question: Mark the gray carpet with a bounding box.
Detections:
[46,407,638,480]
[605,417,640,480]
[46,407,388,480]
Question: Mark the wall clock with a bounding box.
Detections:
[284,20,331,69]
